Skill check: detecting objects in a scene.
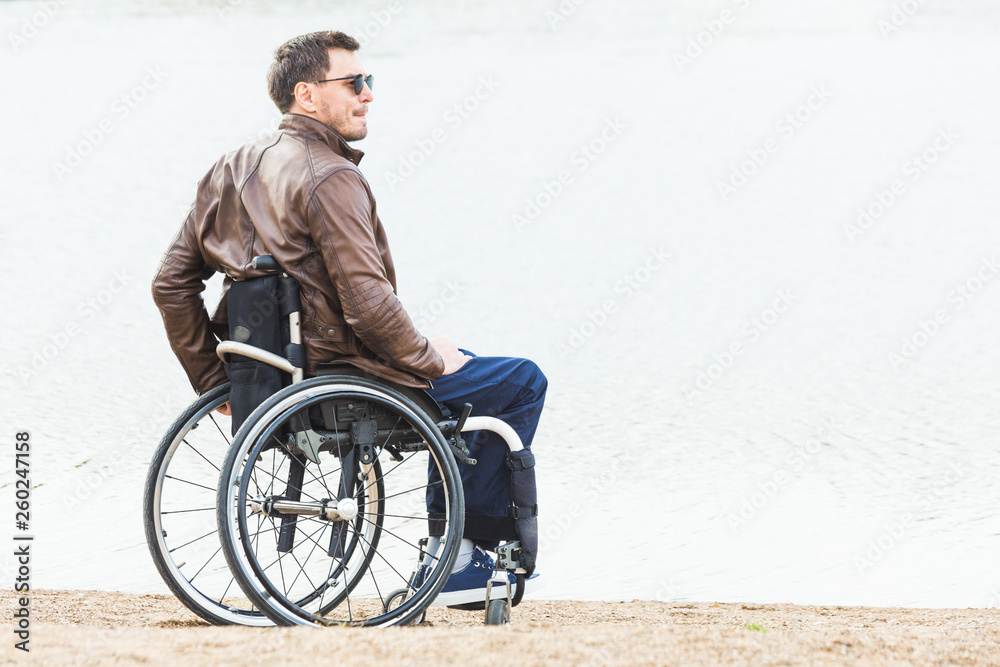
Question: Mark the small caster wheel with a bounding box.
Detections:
[383,588,407,613]
[383,588,426,624]
[485,599,509,625]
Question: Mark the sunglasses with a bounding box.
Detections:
[311,73,374,95]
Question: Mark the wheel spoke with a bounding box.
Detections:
[217,576,235,606]
[169,527,217,553]
[310,459,339,504]
[164,475,216,494]
[285,522,330,595]
[356,513,441,564]
[208,413,232,447]
[182,437,222,472]
[365,511,428,521]
[349,521,413,590]
[360,448,420,495]
[247,460,324,504]
[319,543,343,617]
[348,520,386,609]
[377,479,441,504]
[161,506,215,515]
[258,521,327,575]
[188,545,223,583]
[290,550,323,603]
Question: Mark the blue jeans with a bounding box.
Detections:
[425,350,547,543]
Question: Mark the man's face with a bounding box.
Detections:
[312,48,373,141]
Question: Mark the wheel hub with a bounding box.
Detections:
[249,494,359,522]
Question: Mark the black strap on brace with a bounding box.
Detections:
[506,451,535,472]
[508,504,538,519]
[506,448,538,575]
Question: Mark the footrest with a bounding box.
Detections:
[496,541,527,574]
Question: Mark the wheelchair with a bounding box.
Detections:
[144,256,536,627]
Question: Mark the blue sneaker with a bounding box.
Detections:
[432,547,515,608]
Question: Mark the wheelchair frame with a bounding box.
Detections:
[144,256,532,627]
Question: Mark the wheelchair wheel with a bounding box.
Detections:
[217,375,465,627]
[143,383,271,626]
[382,588,427,625]
[486,599,509,625]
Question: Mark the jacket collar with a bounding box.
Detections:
[278,113,365,165]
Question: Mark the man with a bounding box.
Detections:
[151,31,546,599]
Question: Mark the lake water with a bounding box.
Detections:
[2,0,1000,608]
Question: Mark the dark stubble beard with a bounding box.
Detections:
[320,100,367,141]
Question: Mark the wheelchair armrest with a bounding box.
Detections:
[216,341,296,375]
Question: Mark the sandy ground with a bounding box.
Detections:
[2,591,999,666]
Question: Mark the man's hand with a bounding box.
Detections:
[216,402,232,416]
[430,336,471,375]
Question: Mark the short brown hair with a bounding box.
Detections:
[267,31,360,113]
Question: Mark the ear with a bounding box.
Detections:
[293,81,318,113]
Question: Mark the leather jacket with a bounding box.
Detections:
[151,113,444,394]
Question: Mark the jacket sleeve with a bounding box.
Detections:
[151,209,229,394]
[307,169,445,379]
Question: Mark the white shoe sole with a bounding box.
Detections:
[431,573,544,607]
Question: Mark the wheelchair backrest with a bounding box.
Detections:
[224,268,300,433]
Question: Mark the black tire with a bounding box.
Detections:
[486,599,508,625]
[143,383,272,626]
[511,573,526,607]
[217,375,465,627]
